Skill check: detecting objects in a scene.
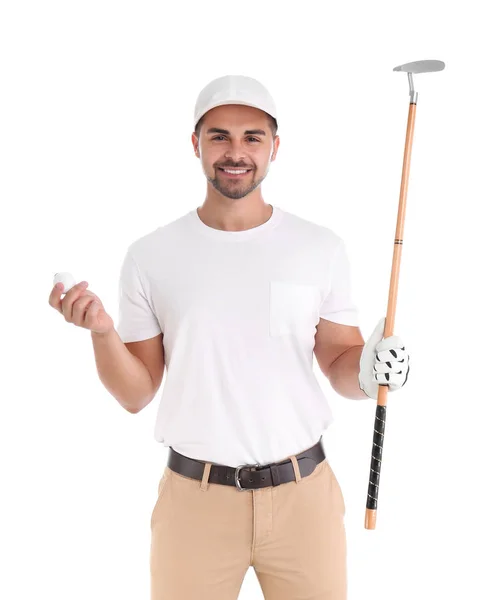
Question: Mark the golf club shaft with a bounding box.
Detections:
[364,100,417,530]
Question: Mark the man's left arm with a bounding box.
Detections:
[328,346,367,399]
[314,318,366,399]
[314,317,410,400]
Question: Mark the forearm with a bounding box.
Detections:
[90,328,154,413]
[328,345,368,399]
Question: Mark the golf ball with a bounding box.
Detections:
[53,272,77,295]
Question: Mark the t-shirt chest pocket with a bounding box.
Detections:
[269,280,321,337]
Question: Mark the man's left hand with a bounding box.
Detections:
[358,317,410,400]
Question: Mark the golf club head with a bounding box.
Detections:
[393,60,445,74]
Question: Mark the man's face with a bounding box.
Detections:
[192,104,280,200]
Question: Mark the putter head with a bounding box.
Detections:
[393,60,445,102]
[393,60,445,73]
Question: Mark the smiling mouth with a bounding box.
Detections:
[218,167,252,178]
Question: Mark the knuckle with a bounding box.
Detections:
[74,296,93,322]
[72,301,86,317]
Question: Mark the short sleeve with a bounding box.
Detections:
[318,238,359,326]
[116,248,162,343]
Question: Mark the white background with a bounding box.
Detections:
[2,1,482,599]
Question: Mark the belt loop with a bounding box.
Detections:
[290,455,302,484]
[200,462,212,491]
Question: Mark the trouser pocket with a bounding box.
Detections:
[326,461,346,516]
[150,467,172,528]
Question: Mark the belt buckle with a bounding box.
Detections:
[234,463,261,491]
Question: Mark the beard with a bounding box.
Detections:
[206,167,267,199]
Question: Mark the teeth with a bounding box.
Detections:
[222,169,248,174]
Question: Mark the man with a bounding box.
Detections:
[117,75,410,598]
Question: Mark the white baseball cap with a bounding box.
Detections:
[193,75,278,132]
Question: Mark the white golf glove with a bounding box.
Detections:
[358,317,410,400]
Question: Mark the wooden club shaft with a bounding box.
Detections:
[364,100,417,530]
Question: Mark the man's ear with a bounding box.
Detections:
[271,138,280,161]
[192,133,200,157]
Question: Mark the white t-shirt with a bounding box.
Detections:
[116,205,359,468]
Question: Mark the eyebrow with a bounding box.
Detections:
[206,127,266,136]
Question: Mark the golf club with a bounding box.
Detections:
[364,59,445,530]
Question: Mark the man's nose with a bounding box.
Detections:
[224,140,247,160]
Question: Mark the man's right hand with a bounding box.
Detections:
[49,281,114,335]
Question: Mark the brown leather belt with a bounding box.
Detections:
[167,436,326,491]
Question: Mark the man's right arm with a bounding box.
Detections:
[90,328,155,413]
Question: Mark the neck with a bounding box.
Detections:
[196,198,273,232]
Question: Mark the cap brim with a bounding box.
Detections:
[194,100,276,130]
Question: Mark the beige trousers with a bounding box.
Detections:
[150,454,346,599]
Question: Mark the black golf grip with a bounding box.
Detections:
[366,404,387,510]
